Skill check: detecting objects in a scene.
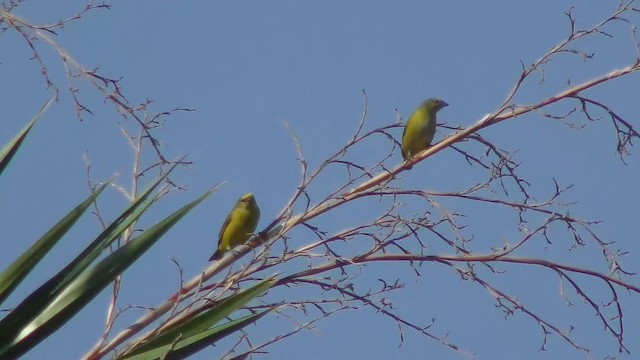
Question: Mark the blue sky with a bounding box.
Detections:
[1,1,639,359]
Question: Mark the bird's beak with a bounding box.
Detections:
[441,101,449,108]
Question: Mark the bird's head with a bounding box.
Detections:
[421,98,449,113]
[239,193,255,203]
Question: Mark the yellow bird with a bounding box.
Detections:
[401,98,449,161]
[209,193,261,261]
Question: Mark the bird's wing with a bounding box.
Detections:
[218,212,233,245]
[401,117,410,159]
[401,118,408,143]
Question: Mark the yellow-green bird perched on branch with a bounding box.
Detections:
[401,98,449,161]
[209,193,261,261]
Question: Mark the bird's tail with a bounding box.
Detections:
[208,249,223,261]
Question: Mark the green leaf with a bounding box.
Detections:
[122,308,274,360]
[225,351,251,360]
[121,277,276,358]
[0,95,54,176]
[52,159,186,293]
[0,163,182,347]
[0,182,109,306]
[0,187,217,360]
